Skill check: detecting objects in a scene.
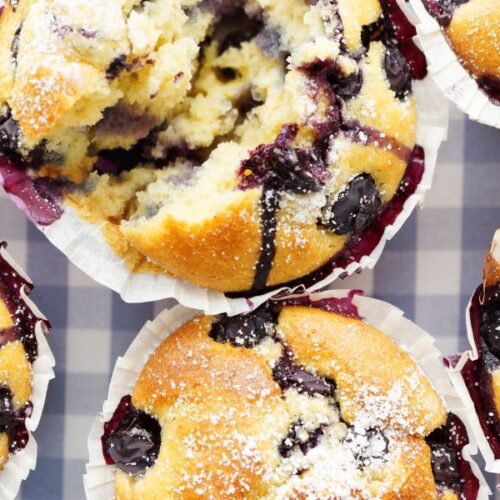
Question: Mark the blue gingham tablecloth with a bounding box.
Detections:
[0,107,498,499]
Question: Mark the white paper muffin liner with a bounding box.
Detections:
[83,290,489,499]
[446,230,500,473]
[0,245,56,500]
[396,0,500,128]
[19,73,446,316]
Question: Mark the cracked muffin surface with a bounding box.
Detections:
[0,0,422,292]
[101,299,480,499]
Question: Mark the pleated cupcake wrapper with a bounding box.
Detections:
[396,0,500,128]
[446,231,500,473]
[0,70,443,315]
[0,245,56,500]
[83,290,489,500]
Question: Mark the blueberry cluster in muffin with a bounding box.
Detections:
[101,298,480,499]
[422,0,500,104]
[459,231,500,461]
[0,242,50,471]
[0,0,427,293]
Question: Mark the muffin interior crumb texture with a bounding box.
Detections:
[0,0,421,292]
[102,302,480,499]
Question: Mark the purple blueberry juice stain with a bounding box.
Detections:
[228,35,422,293]
[302,58,363,102]
[0,241,50,362]
[0,386,31,454]
[210,302,279,348]
[102,395,161,476]
[214,7,263,55]
[95,103,157,141]
[238,125,330,290]
[315,145,424,284]
[378,0,428,80]
[480,284,500,357]
[272,348,336,397]
[279,420,327,458]
[426,414,480,498]
[478,75,500,106]
[229,144,425,299]
[341,120,413,162]
[106,55,130,80]
[10,23,23,65]
[451,284,500,459]
[0,160,64,226]
[0,243,50,457]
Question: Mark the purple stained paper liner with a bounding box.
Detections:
[0,72,448,315]
[0,0,448,313]
[83,290,489,499]
[0,243,55,499]
[446,285,500,473]
[396,0,500,128]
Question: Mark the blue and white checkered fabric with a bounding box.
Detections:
[0,108,498,499]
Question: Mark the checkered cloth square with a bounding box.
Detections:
[0,108,497,499]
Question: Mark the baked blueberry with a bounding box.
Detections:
[99,301,478,498]
[320,174,382,236]
[0,0,423,293]
[102,396,161,476]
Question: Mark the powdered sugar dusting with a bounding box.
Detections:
[99,302,458,498]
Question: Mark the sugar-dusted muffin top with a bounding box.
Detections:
[0,242,49,470]
[423,0,500,104]
[0,0,422,293]
[101,299,479,499]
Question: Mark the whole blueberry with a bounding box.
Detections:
[384,47,412,99]
[480,302,500,357]
[320,174,382,236]
[429,443,462,489]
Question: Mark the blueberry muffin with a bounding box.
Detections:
[0,242,50,471]
[101,299,480,498]
[459,230,500,461]
[0,0,425,293]
[423,0,500,104]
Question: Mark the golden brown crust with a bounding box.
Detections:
[0,433,9,473]
[381,438,436,500]
[116,306,446,498]
[1,1,418,294]
[484,230,500,287]
[132,315,282,412]
[10,65,81,145]
[0,341,32,409]
[484,252,500,288]
[493,370,500,418]
[121,315,287,499]
[337,0,382,53]
[120,191,263,292]
[446,0,500,81]
[278,307,447,435]
[0,300,14,330]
